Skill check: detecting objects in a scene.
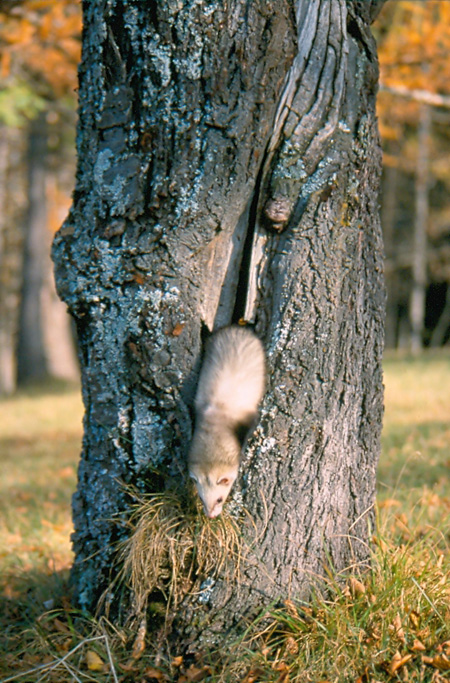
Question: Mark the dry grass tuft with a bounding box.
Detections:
[116,489,244,620]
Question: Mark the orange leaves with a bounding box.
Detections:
[0,0,81,96]
[378,0,450,96]
[376,1,450,155]
[1,16,35,46]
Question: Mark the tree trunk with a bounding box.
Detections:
[17,111,49,384]
[0,127,16,395]
[0,125,24,395]
[409,104,431,354]
[429,284,450,347]
[53,0,385,643]
[381,163,400,349]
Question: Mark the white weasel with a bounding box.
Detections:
[188,326,266,518]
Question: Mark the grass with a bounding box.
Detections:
[0,381,81,579]
[379,351,450,538]
[0,353,449,682]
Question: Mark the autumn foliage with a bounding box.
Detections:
[377,0,450,137]
[378,1,450,94]
[0,0,81,97]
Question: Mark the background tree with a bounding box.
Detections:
[52,0,386,644]
[0,0,81,391]
[376,0,450,349]
[16,110,49,382]
[0,122,24,394]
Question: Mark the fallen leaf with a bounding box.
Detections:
[342,585,352,599]
[355,667,369,683]
[182,664,212,682]
[143,666,167,680]
[57,466,75,479]
[422,654,450,671]
[390,613,406,643]
[118,662,138,673]
[131,618,147,660]
[277,671,290,683]
[240,668,265,683]
[52,617,71,634]
[55,638,71,653]
[388,651,412,674]
[378,499,401,509]
[411,639,426,652]
[284,599,299,618]
[41,519,66,532]
[284,636,299,655]
[172,656,183,667]
[86,649,104,671]
[394,513,410,532]
[349,577,366,597]
[372,535,389,553]
[409,610,420,629]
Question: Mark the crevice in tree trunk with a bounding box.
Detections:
[231,157,269,326]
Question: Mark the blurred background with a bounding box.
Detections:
[0,0,449,396]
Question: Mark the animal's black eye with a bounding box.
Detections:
[217,497,223,504]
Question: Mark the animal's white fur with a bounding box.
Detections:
[188,326,265,518]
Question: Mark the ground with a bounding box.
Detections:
[0,352,449,681]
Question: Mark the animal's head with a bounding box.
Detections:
[189,464,238,518]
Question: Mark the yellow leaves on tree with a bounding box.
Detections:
[376,0,450,141]
[378,0,450,95]
[0,0,81,96]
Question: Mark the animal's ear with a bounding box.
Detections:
[217,476,230,486]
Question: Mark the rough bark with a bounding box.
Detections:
[53,0,385,642]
